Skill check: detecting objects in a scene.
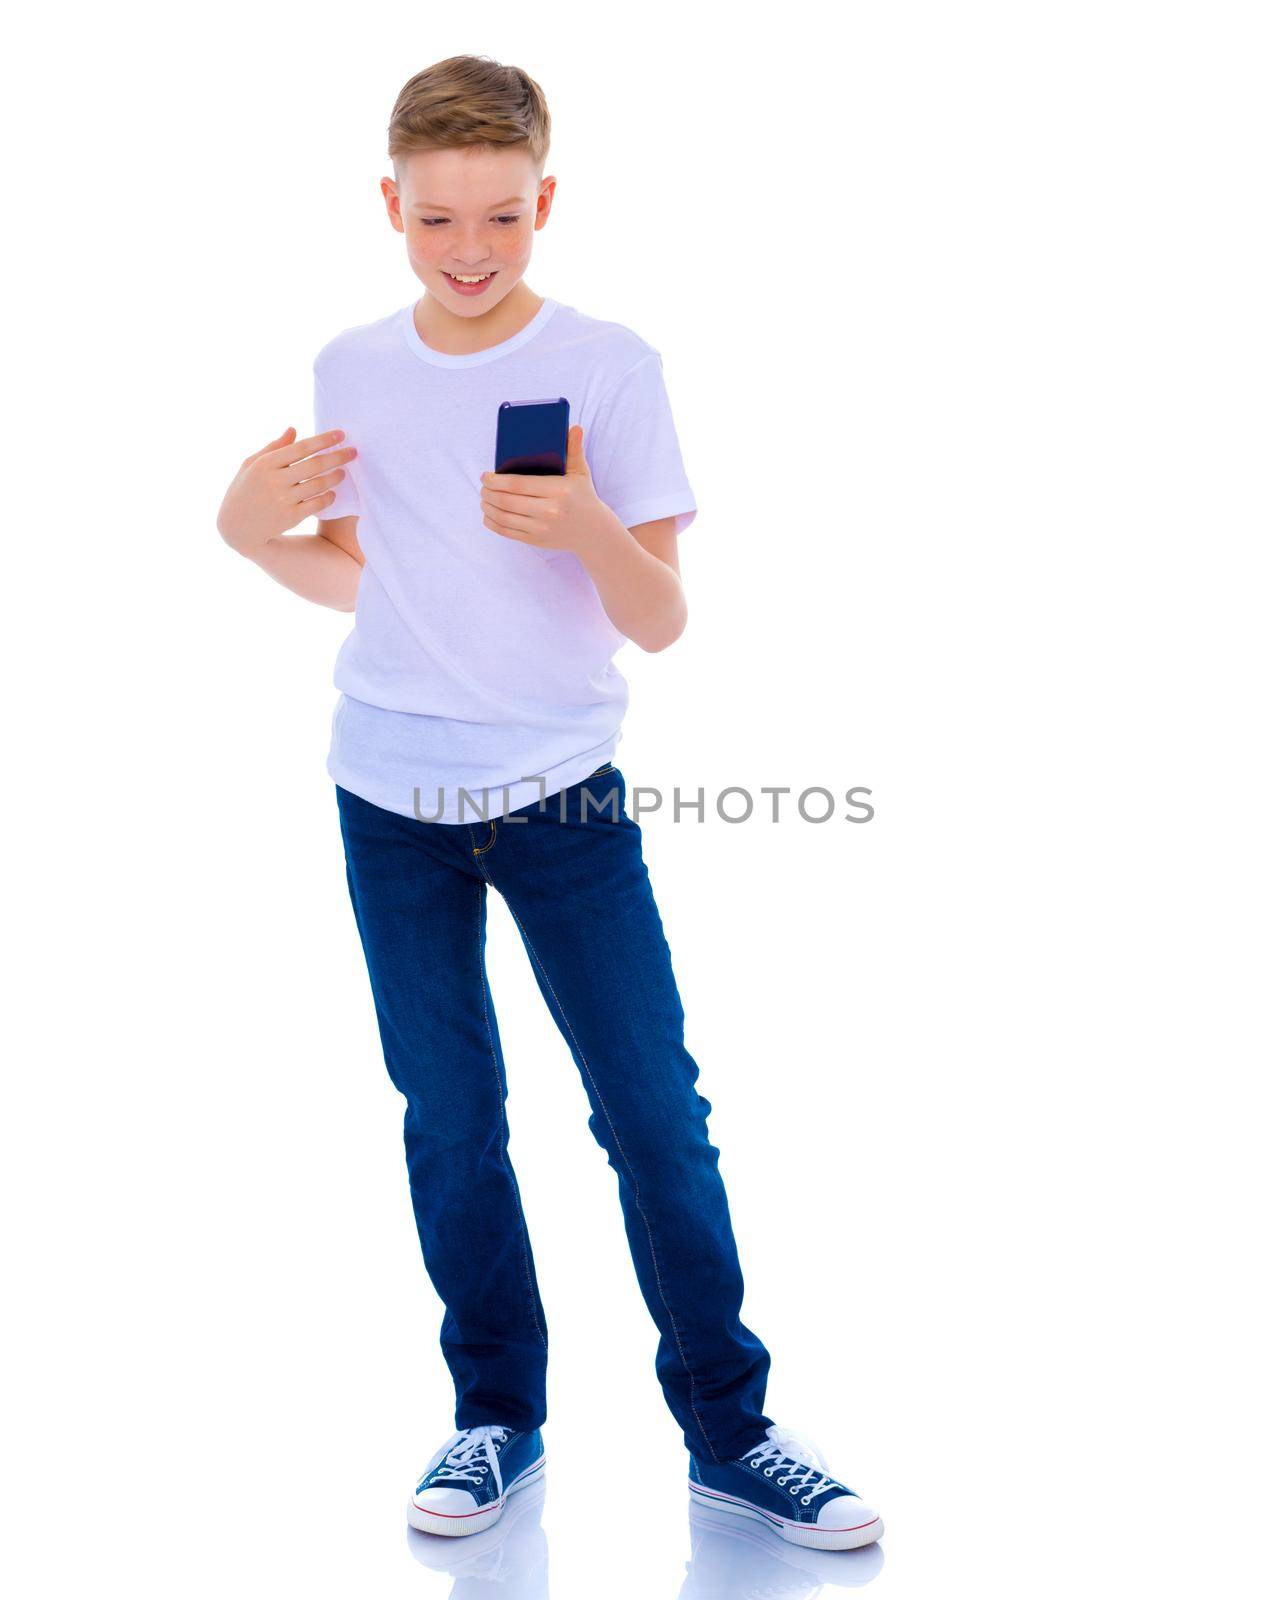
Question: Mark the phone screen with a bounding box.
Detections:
[495,397,570,475]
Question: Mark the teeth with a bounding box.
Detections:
[449,272,493,283]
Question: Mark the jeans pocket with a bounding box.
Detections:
[579,764,626,826]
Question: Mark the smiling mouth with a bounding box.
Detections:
[444,270,497,284]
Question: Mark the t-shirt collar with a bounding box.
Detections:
[401,297,560,369]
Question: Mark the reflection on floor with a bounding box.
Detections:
[406,1479,884,1598]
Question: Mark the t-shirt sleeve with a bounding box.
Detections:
[312,366,362,521]
[586,351,698,535]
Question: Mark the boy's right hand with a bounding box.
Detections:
[216,427,357,557]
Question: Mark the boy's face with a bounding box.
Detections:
[382,147,554,317]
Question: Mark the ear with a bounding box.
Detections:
[380,175,404,235]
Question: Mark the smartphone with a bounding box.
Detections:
[495,397,570,476]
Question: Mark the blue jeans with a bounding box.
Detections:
[335,764,773,1463]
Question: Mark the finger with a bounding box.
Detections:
[287,446,357,485]
[292,467,346,502]
[480,470,549,495]
[482,504,543,536]
[269,429,346,467]
[482,513,535,544]
[244,426,296,466]
[481,486,554,514]
[299,488,337,513]
[565,425,590,475]
[480,490,545,527]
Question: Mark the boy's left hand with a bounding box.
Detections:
[480,426,619,556]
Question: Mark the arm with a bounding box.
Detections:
[574,514,687,653]
[255,516,364,613]
[480,426,689,653]
[216,426,362,612]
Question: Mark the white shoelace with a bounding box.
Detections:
[742,1423,841,1501]
[425,1425,511,1495]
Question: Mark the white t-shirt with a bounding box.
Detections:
[312,297,697,823]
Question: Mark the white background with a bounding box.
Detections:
[4,4,1276,1597]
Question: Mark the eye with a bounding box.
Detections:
[497,215,521,225]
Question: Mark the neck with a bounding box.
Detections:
[413,281,545,356]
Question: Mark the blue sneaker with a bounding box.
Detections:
[408,1424,546,1537]
[688,1424,884,1551]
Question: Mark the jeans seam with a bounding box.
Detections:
[474,878,547,1357]
[475,855,720,1463]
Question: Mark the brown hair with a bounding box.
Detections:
[388,55,551,174]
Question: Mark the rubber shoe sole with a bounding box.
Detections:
[408,1455,546,1538]
[688,1478,884,1550]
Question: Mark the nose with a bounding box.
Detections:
[452,228,490,268]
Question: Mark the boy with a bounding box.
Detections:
[216,54,882,1552]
